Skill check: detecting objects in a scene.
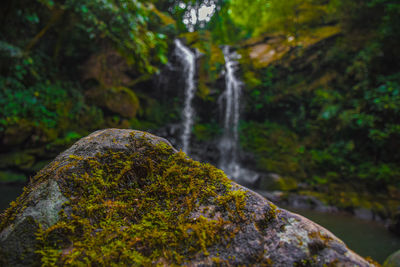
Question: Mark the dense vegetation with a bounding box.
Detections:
[236,0,400,190]
[0,0,399,216]
[0,0,178,183]
[0,0,172,133]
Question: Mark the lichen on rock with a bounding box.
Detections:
[0,129,377,266]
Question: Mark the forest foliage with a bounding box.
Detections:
[0,0,399,195]
[0,0,170,134]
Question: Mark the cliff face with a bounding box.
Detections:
[0,129,375,266]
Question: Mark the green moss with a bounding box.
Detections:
[87,86,140,119]
[215,187,248,223]
[243,71,262,89]
[275,177,298,191]
[256,203,279,231]
[32,137,247,265]
[305,232,336,263]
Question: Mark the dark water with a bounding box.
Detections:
[285,207,400,263]
[0,183,24,212]
[1,184,399,263]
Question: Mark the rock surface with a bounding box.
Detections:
[384,250,400,267]
[0,129,376,266]
[86,86,140,118]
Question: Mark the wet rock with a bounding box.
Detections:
[0,129,375,266]
[285,194,338,213]
[255,190,285,204]
[354,208,375,221]
[152,123,181,149]
[242,26,341,69]
[256,190,338,213]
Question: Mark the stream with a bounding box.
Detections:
[284,206,400,263]
[0,183,24,212]
[174,39,196,154]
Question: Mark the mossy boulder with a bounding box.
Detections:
[86,86,140,118]
[82,48,134,89]
[0,129,375,266]
[258,173,299,192]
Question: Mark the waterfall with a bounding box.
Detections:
[219,46,241,177]
[219,46,259,184]
[175,39,196,154]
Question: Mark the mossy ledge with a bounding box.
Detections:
[0,129,376,266]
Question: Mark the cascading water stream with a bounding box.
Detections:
[219,46,241,178]
[219,46,259,184]
[174,39,196,154]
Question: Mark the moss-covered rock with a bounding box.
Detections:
[240,26,341,69]
[86,86,140,118]
[384,250,400,267]
[82,48,134,89]
[258,173,298,192]
[0,129,376,266]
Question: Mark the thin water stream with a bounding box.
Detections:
[218,47,258,184]
[219,46,241,176]
[174,39,196,154]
